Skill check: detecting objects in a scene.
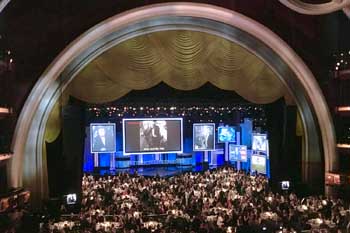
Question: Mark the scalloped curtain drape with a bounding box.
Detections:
[68,30,286,104]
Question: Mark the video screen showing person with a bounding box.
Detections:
[193,123,215,151]
[123,118,183,154]
[66,193,77,205]
[281,181,290,190]
[251,154,267,174]
[252,134,268,152]
[218,126,236,143]
[90,123,116,153]
[140,120,168,150]
[229,145,247,162]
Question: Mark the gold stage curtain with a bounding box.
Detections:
[69,30,288,104]
[44,91,70,144]
[151,31,210,90]
[68,62,131,103]
[44,101,62,144]
[94,36,164,90]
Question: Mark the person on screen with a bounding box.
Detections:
[151,121,167,148]
[195,126,213,149]
[204,126,214,149]
[256,137,263,150]
[194,133,206,149]
[140,121,154,150]
[144,121,165,149]
[92,126,114,152]
[140,121,167,150]
[67,194,77,204]
[219,127,234,142]
[254,136,266,151]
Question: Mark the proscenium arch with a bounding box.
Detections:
[10,3,337,204]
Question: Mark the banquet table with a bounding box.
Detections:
[260,211,279,221]
[51,221,75,230]
[96,221,122,231]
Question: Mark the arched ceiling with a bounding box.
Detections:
[68,30,290,104]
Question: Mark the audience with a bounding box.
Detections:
[42,167,350,233]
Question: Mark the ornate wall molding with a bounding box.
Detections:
[0,0,10,14]
[279,0,350,18]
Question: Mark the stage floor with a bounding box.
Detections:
[94,165,222,177]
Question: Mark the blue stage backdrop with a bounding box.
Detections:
[240,118,253,148]
[83,124,269,177]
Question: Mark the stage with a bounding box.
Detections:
[88,164,220,177]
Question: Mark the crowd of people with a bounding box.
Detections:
[42,167,350,233]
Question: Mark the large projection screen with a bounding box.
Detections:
[193,123,215,151]
[90,123,116,153]
[123,118,183,155]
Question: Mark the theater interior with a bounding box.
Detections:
[1,1,350,232]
